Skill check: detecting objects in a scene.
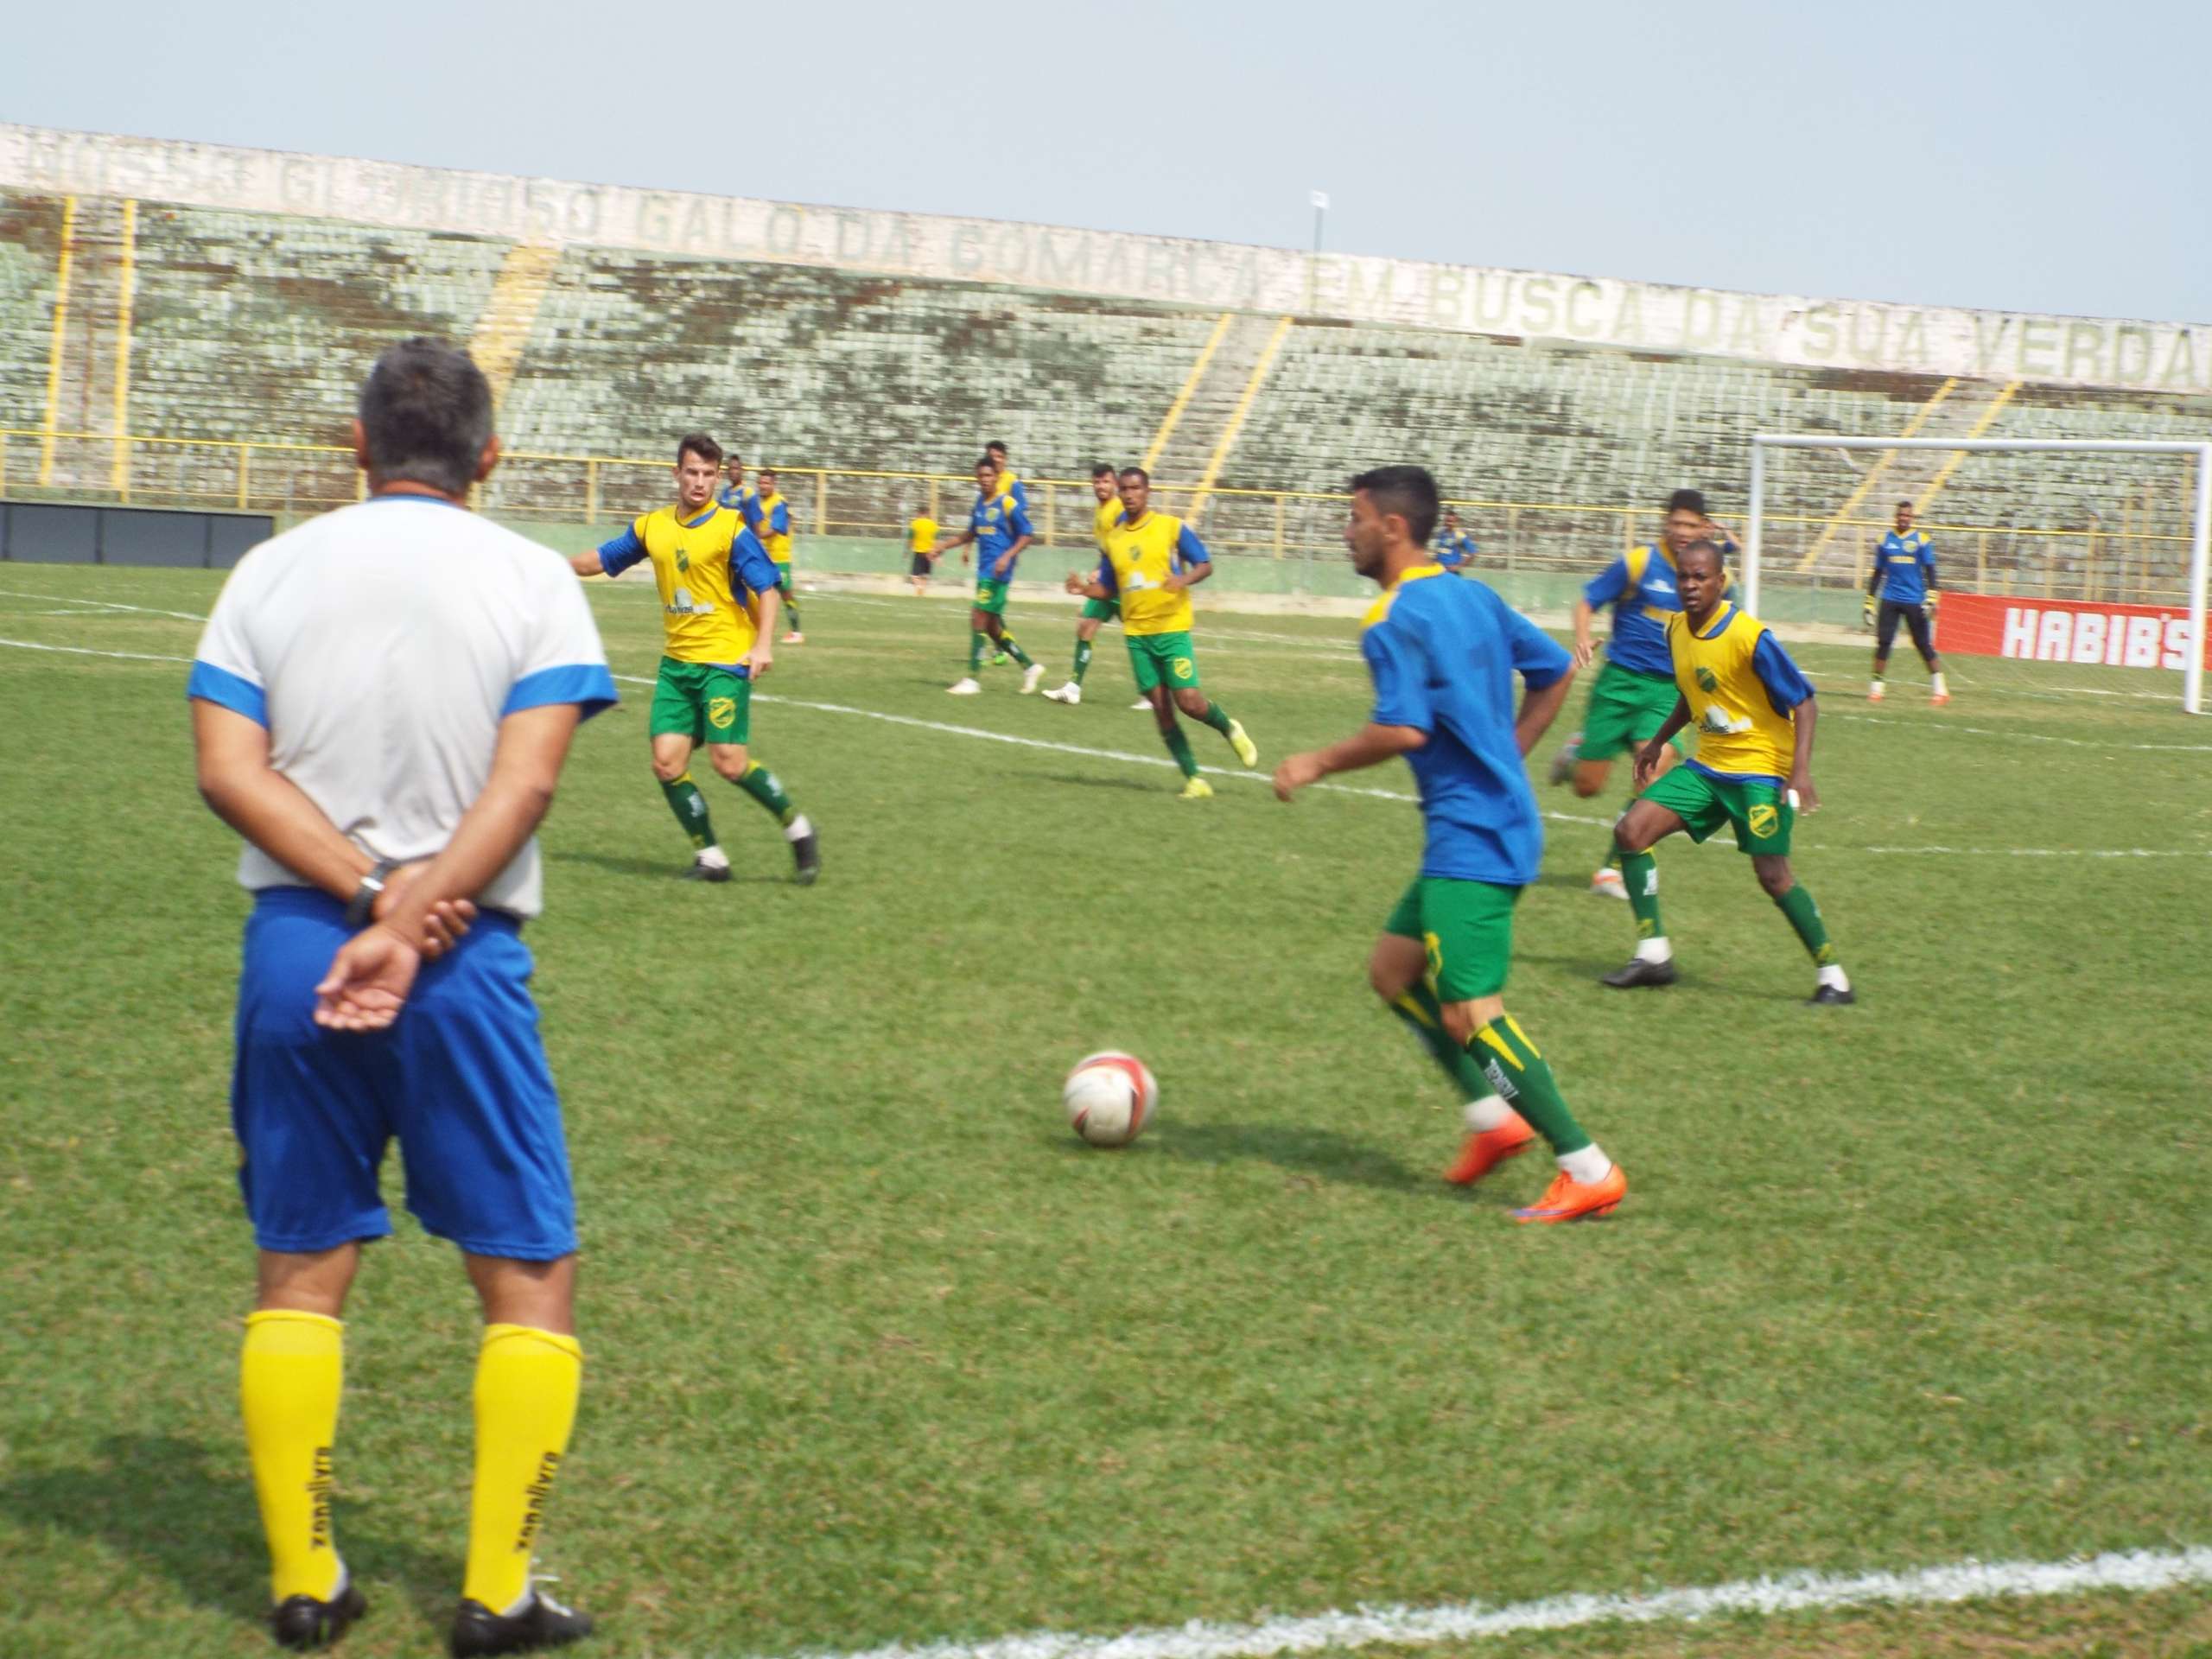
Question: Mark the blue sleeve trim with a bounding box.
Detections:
[1175,523,1210,564]
[731,528,780,594]
[503,664,620,722]
[769,501,790,535]
[1751,631,1815,714]
[1096,555,1118,594]
[1007,505,1037,540]
[187,660,268,727]
[1583,558,1628,607]
[599,527,646,578]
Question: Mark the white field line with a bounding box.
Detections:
[760,1545,2212,1659]
[0,588,210,622]
[3,637,2201,860]
[1827,711,2212,754]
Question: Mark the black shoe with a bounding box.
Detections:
[681,856,731,883]
[450,1588,594,1657]
[1601,955,1679,988]
[791,827,821,887]
[270,1580,366,1650]
[1808,982,1857,1005]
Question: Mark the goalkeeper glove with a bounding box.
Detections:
[1862,597,1876,629]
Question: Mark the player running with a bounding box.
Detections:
[569,433,821,884]
[938,454,1045,695]
[1866,499,1948,704]
[753,467,804,644]
[1043,464,1147,709]
[907,506,939,596]
[1601,538,1853,1004]
[717,454,762,531]
[1274,465,1626,1224]
[1432,509,1478,573]
[1548,488,1732,899]
[1068,466,1258,799]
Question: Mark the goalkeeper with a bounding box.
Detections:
[1864,499,1948,705]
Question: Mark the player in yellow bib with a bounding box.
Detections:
[1603,539,1851,1003]
[569,432,821,884]
[1042,465,1146,709]
[753,467,804,644]
[906,511,939,596]
[1067,467,1259,799]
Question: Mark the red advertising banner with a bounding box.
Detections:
[1935,593,2209,671]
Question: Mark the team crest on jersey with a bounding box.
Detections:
[1748,804,1779,837]
[676,549,690,572]
[1695,665,1719,692]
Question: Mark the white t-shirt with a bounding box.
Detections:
[190,494,616,918]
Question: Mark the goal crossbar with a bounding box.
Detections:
[1745,435,2212,715]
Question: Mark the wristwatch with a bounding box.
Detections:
[344,858,397,929]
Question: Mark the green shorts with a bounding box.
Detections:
[1580,661,1688,762]
[1126,630,1199,694]
[1079,595,1121,624]
[772,560,794,589]
[650,656,752,747]
[1383,877,1521,1002]
[973,578,1011,615]
[1642,766,1793,855]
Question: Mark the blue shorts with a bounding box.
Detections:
[231,888,577,1260]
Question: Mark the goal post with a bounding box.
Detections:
[1745,436,2212,714]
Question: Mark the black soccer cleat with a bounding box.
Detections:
[450,1588,594,1657]
[1601,956,1679,989]
[270,1580,367,1650]
[790,828,821,887]
[681,856,731,884]
[1808,983,1857,1006]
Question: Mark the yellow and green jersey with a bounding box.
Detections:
[1663,602,1816,783]
[755,490,794,564]
[596,504,781,665]
[1098,510,1209,636]
[908,516,938,552]
[1094,497,1123,550]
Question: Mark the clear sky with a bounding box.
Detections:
[3,0,2205,324]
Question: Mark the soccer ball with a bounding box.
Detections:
[1063,1052,1158,1147]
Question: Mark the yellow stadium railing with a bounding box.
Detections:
[1,427,2198,607]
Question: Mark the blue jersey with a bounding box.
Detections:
[1583,543,1687,678]
[1362,564,1573,887]
[1432,531,1478,571]
[1872,529,1937,607]
[715,486,763,531]
[971,487,1035,574]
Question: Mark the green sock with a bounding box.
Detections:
[1387,982,1492,1101]
[998,631,1033,668]
[969,632,986,673]
[660,773,715,852]
[1161,725,1198,779]
[1468,1016,1592,1156]
[1194,700,1234,736]
[734,760,797,826]
[1619,849,1664,941]
[1072,637,1093,683]
[1774,884,1837,964]
[778,580,801,630]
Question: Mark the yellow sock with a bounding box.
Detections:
[239,1310,345,1603]
[463,1325,584,1613]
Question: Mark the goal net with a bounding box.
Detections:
[1742,437,2211,715]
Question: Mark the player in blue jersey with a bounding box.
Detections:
[1865,499,1948,705]
[935,454,1045,695]
[1548,488,1735,900]
[1274,465,1627,1224]
[717,454,763,531]
[1432,509,1478,573]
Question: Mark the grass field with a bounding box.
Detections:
[1,562,2209,1659]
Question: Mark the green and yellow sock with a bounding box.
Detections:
[1775,883,1836,964]
[661,772,715,852]
[1194,700,1235,737]
[1072,637,1093,684]
[968,632,986,673]
[734,760,797,825]
[1467,1015,1592,1156]
[1619,849,1664,941]
[1387,981,1493,1101]
[1160,726,1199,779]
[241,1310,346,1604]
[778,579,801,630]
[463,1325,583,1617]
[998,631,1033,668]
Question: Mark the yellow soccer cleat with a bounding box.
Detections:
[1228,718,1259,770]
[1178,776,1215,801]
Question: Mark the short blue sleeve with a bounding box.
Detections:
[1363,616,1434,733]
[1751,630,1814,715]
[503,664,619,722]
[730,528,780,595]
[1583,556,1629,607]
[1095,555,1118,594]
[1007,502,1037,540]
[769,500,790,537]
[1504,607,1573,690]
[1175,524,1209,565]
[598,525,646,579]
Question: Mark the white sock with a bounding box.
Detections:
[1931,672,1948,696]
[783,813,812,842]
[1870,677,1885,692]
[1634,936,1673,963]
[1558,1144,1611,1184]
[1818,963,1851,992]
[696,844,730,869]
[1464,1096,1515,1133]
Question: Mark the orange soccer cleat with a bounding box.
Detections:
[1930,692,1950,707]
[1444,1115,1536,1185]
[1511,1162,1628,1224]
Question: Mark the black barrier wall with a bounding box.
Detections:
[0,503,273,569]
